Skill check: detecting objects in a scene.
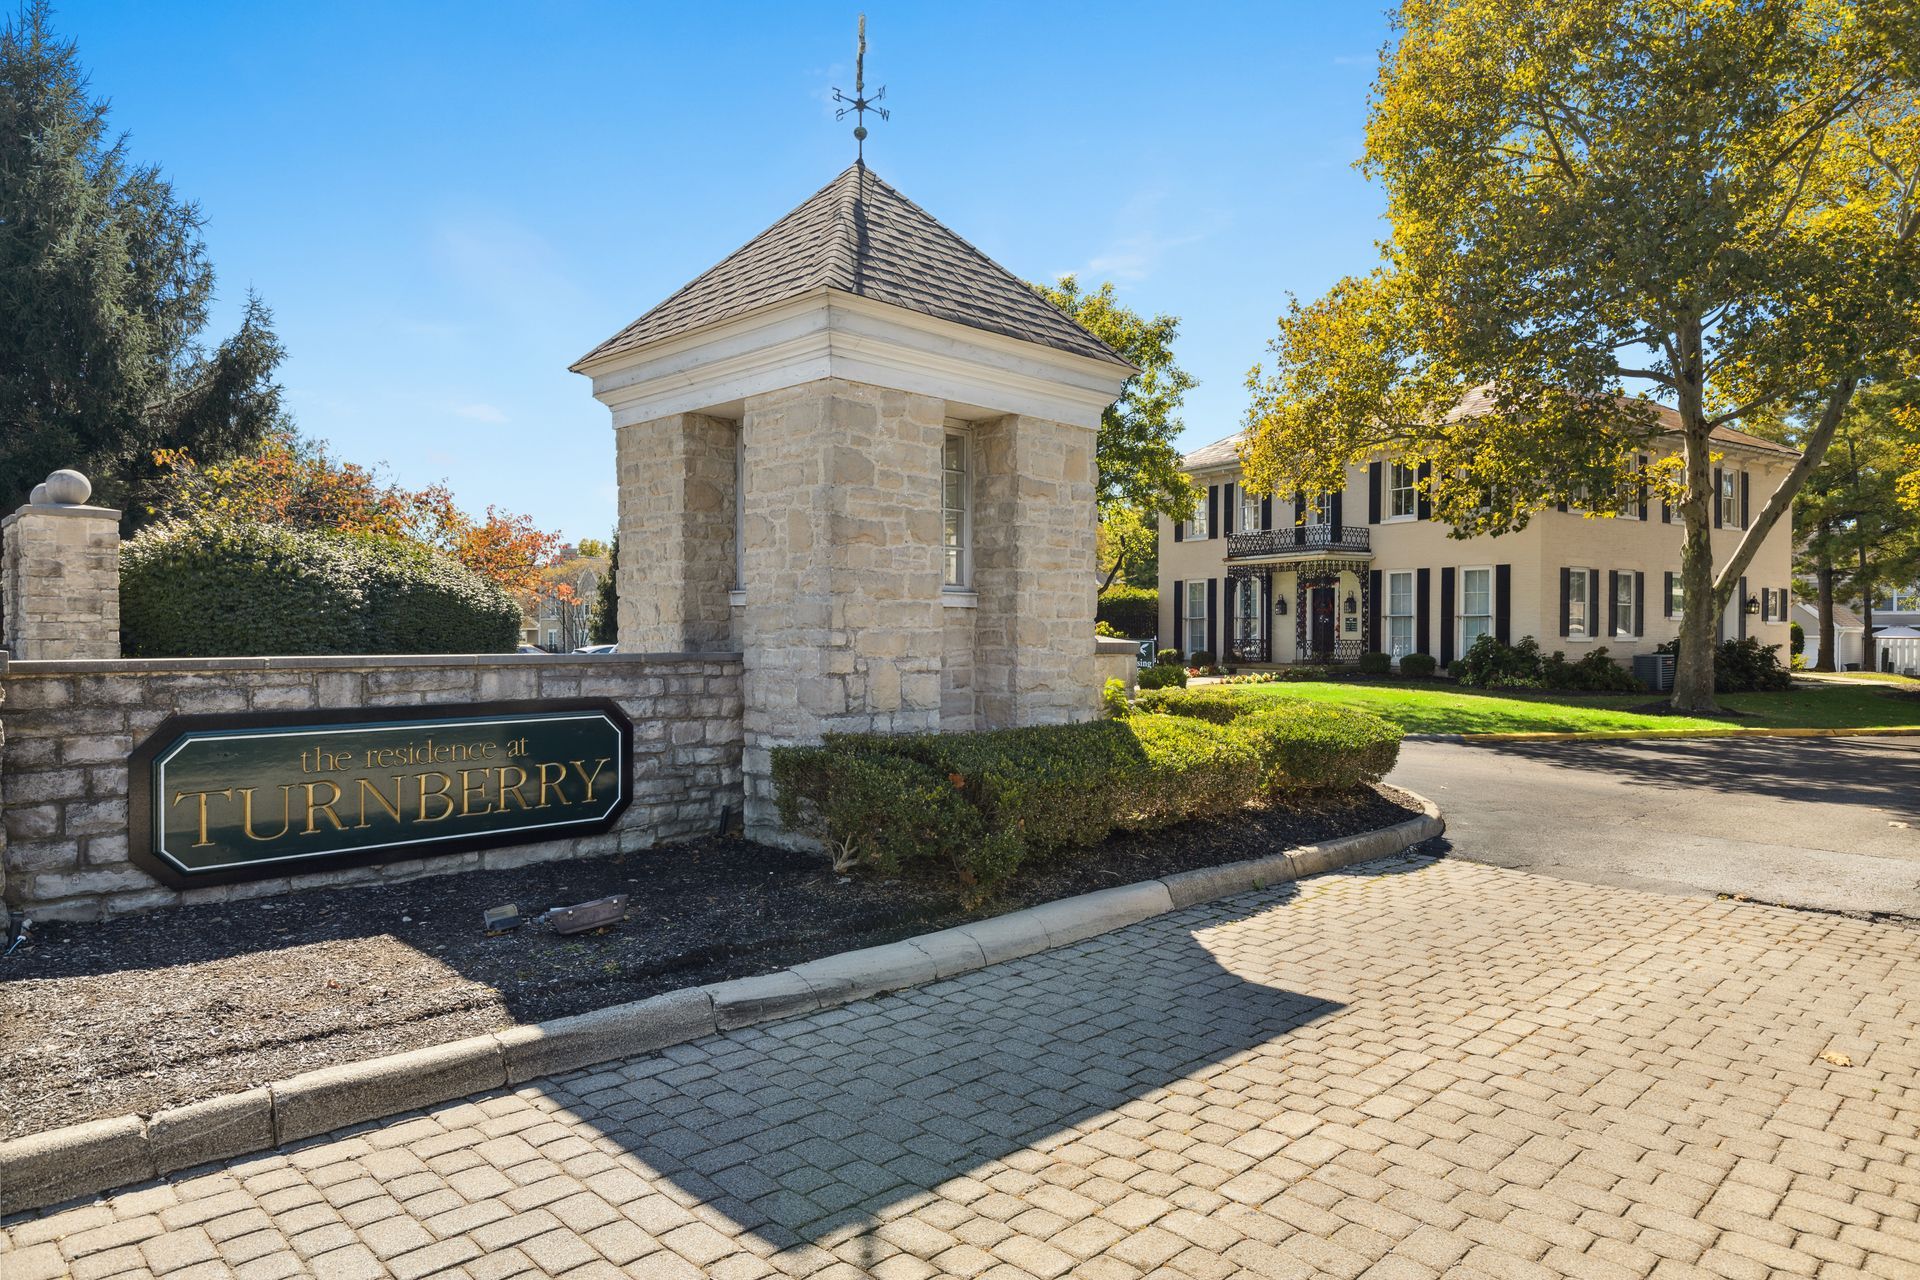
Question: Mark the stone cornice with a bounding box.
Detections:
[576,290,1130,429]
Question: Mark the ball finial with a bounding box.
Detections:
[43,469,92,505]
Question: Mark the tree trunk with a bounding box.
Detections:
[1670,328,1720,712]
[1861,541,1879,672]
[1815,536,1836,672]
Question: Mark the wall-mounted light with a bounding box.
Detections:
[1744,595,1760,615]
[1274,595,1289,616]
[1344,592,1358,615]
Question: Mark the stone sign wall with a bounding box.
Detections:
[0,651,742,921]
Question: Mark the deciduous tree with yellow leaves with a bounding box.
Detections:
[1240,0,1919,711]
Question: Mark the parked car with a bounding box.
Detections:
[572,643,617,654]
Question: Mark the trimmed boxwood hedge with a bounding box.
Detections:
[1095,586,1158,639]
[772,691,1402,890]
[122,519,521,657]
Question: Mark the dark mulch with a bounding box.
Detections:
[0,786,1421,1139]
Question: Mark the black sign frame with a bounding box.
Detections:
[128,698,636,889]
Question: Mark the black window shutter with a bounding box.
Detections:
[1608,570,1620,639]
[1634,571,1646,637]
[1416,462,1432,520]
[1223,482,1235,536]
[1260,573,1272,639]
[1636,454,1649,520]
[1293,490,1305,546]
[1331,489,1344,532]
[1760,590,1770,622]
[1416,567,1431,655]
[1495,564,1511,644]
[1664,571,1673,618]
[1557,499,1569,513]
[1713,468,1723,529]
[1369,569,1383,652]
[1440,568,1457,667]
[1261,494,1272,530]
[1208,485,1219,539]
[1738,575,1747,640]
[1172,580,1184,650]
[1740,470,1750,528]
[1206,578,1219,656]
[1368,462,1382,524]
[1173,512,1183,542]
[1661,498,1671,524]
[1559,567,1572,637]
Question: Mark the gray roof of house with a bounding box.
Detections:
[573,164,1131,371]
[1182,433,1244,471]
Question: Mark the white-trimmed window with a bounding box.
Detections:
[1240,485,1263,532]
[1185,580,1207,654]
[1719,470,1739,527]
[1234,577,1261,646]
[1460,567,1492,652]
[1568,568,1593,639]
[942,429,970,589]
[1615,572,1636,638]
[1388,462,1417,519]
[1387,571,1415,659]
[1184,497,1210,541]
[1305,493,1333,528]
[1668,575,1685,618]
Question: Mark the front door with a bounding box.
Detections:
[1311,586,1336,660]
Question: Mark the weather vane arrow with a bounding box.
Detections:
[832,13,888,162]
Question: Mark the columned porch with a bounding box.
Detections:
[1225,558,1372,665]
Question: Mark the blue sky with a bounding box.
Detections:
[60,2,1392,543]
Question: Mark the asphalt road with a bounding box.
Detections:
[1390,734,1920,920]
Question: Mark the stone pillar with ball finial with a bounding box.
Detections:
[1,469,123,659]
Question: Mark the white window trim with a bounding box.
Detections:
[1239,486,1263,533]
[1458,565,1493,653]
[1719,471,1740,528]
[1568,568,1595,640]
[1386,570,1415,660]
[1614,570,1636,639]
[1386,461,1418,523]
[1185,580,1208,652]
[942,424,972,591]
[1304,493,1333,528]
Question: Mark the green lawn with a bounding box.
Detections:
[1220,680,1920,736]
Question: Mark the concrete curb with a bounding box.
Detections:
[0,790,1444,1217]
[1409,725,1920,744]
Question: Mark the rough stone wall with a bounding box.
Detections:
[940,605,978,732]
[1,504,121,660]
[972,414,1103,727]
[614,413,738,653]
[0,653,743,921]
[738,378,946,835]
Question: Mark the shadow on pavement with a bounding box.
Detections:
[552,880,1347,1270]
[1468,735,1920,823]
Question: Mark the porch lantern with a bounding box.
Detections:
[1744,594,1761,615]
[1344,592,1358,615]
[1274,595,1289,616]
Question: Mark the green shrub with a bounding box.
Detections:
[1398,653,1438,679]
[1235,701,1403,792]
[1358,651,1391,675]
[1138,663,1188,690]
[1456,634,1545,688]
[771,745,986,877]
[1120,714,1263,829]
[1790,620,1805,657]
[122,520,520,657]
[1134,685,1246,724]
[1101,677,1131,719]
[1155,648,1181,666]
[1096,586,1158,639]
[1539,645,1639,692]
[1655,636,1791,692]
[1187,649,1216,667]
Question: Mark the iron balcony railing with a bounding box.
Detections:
[1225,524,1371,559]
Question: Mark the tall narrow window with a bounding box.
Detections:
[1239,485,1262,532]
[1387,571,1415,659]
[1388,462,1417,519]
[1305,493,1333,528]
[1459,568,1492,652]
[1615,571,1635,637]
[1186,581,1208,656]
[1568,568,1591,638]
[942,430,969,589]
[1718,470,1739,527]
[1668,575,1685,618]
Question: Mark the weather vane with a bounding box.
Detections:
[832,14,888,162]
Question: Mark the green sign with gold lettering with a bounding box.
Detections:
[130,700,634,887]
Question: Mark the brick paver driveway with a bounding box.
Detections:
[7,852,1920,1279]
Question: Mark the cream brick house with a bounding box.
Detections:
[1158,404,1798,672]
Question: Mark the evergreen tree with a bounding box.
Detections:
[0,2,284,516]
[590,536,619,644]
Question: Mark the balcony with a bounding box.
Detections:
[1225,524,1371,560]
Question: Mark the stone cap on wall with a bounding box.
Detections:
[0,651,744,676]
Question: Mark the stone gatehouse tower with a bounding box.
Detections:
[573,164,1134,836]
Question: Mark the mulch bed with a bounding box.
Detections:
[0,786,1422,1140]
